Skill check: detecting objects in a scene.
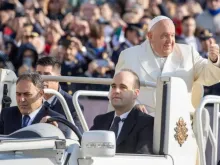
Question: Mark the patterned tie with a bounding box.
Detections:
[109,116,121,138]
[22,115,30,128]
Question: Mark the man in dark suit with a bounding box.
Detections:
[0,72,67,135]
[111,24,143,65]
[90,69,154,154]
[36,57,83,132]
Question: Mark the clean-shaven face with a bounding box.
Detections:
[148,19,176,57]
[110,71,139,112]
[36,65,59,90]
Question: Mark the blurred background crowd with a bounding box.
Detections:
[0,0,220,95]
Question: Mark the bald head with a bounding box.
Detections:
[147,19,175,57]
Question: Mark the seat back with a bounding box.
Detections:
[153,76,198,165]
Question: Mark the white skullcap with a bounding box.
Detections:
[148,16,172,31]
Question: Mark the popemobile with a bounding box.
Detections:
[0,68,219,165]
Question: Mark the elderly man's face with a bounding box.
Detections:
[148,19,175,57]
[110,71,139,112]
[16,80,43,115]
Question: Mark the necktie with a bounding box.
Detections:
[44,101,50,108]
[22,115,30,128]
[109,116,121,138]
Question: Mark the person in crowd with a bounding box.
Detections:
[36,56,83,132]
[198,28,220,96]
[176,16,201,52]
[196,0,220,43]
[112,24,143,65]
[59,33,87,93]
[17,43,39,76]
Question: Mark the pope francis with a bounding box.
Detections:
[112,15,220,114]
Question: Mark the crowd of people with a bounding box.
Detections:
[0,0,220,95]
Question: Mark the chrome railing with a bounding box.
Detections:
[44,89,75,125]
[196,95,220,165]
[41,75,157,87]
[72,90,109,132]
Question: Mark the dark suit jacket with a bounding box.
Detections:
[112,42,130,65]
[90,108,154,154]
[0,105,68,136]
[50,89,83,133]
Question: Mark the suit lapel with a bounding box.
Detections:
[59,89,65,96]
[138,40,161,81]
[103,112,114,130]
[50,88,62,110]
[31,105,48,124]
[162,44,182,76]
[13,107,22,131]
[138,41,183,80]
[117,109,137,146]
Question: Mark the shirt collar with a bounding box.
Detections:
[43,94,56,104]
[114,109,132,120]
[125,39,133,47]
[22,105,42,121]
[43,86,61,104]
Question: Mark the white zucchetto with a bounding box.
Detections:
[148,16,172,31]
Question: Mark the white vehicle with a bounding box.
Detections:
[0,68,219,165]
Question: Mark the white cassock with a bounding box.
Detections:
[110,39,220,115]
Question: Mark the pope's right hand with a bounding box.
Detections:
[135,104,148,114]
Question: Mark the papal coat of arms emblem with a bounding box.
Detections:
[174,117,188,147]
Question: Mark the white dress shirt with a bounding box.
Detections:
[43,95,56,105]
[155,55,167,70]
[22,105,42,126]
[111,110,132,138]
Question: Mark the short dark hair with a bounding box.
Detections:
[36,56,61,73]
[120,69,140,89]
[125,24,142,38]
[182,16,195,24]
[89,23,104,39]
[17,72,44,90]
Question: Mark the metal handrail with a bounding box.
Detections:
[41,75,157,87]
[1,75,157,87]
[44,89,75,125]
[72,90,109,132]
[196,95,220,165]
